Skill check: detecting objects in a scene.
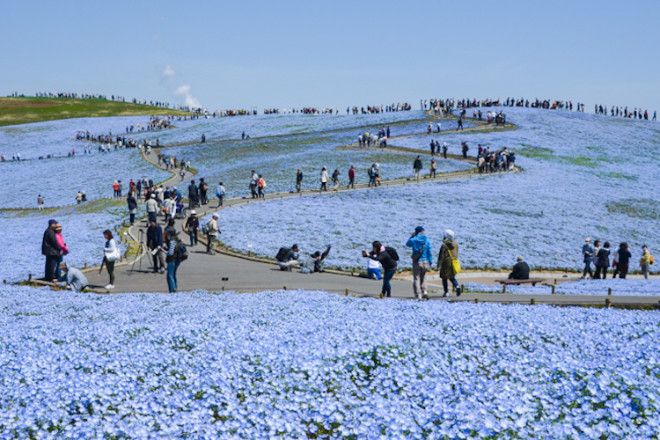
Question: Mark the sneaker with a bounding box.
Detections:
[456,287,462,297]
[422,294,429,300]
[442,292,448,298]
[105,284,115,290]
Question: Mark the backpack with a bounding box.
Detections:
[174,243,188,261]
[275,247,289,262]
[385,246,399,261]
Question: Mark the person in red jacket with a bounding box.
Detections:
[347,165,356,189]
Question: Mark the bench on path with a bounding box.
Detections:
[496,278,546,293]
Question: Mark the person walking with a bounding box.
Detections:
[612,242,632,279]
[206,214,220,255]
[331,169,340,190]
[127,192,138,225]
[257,175,266,198]
[640,245,653,280]
[184,210,200,246]
[188,180,199,209]
[437,229,461,297]
[295,169,303,193]
[249,170,259,198]
[363,241,398,298]
[348,165,356,189]
[442,142,448,159]
[430,159,437,178]
[581,237,595,279]
[198,178,209,205]
[146,220,165,273]
[41,219,62,282]
[215,182,226,207]
[406,226,432,300]
[413,156,423,182]
[37,194,45,210]
[320,167,329,192]
[594,241,611,279]
[101,229,120,289]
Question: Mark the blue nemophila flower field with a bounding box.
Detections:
[465,279,660,296]
[0,287,658,438]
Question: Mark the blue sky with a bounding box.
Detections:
[2,1,659,111]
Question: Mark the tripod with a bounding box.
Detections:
[130,229,147,273]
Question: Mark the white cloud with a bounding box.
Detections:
[174,83,200,108]
[162,64,176,78]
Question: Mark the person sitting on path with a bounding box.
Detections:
[363,241,398,298]
[300,245,332,274]
[406,226,432,300]
[508,256,530,280]
[437,229,461,297]
[276,244,300,271]
[59,262,88,292]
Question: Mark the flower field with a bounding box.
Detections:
[0,287,658,438]
[215,109,660,273]
[465,279,660,296]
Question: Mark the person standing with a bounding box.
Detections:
[146,220,165,273]
[437,229,461,297]
[331,169,340,190]
[406,226,432,300]
[413,156,423,182]
[363,241,398,298]
[581,237,595,279]
[430,159,437,178]
[188,180,199,209]
[37,194,45,210]
[101,229,119,289]
[594,241,611,279]
[41,219,62,282]
[206,214,220,255]
[639,245,653,280]
[146,193,159,223]
[127,192,138,225]
[215,182,226,207]
[199,178,209,205]
[442,142,448,159]
[295,169,303,193]
[184,210,200,247]
[53,223,69,281]
[320,167,329,191]
[249,170,259,198]
[348,165,356,189]
[612,242,632,279]
[166,231,185,293]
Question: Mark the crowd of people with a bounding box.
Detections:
[581,237,654,280]
[593,105,656,121]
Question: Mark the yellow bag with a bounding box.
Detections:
[452,258,461,274]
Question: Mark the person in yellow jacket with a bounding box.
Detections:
[640,245,653,280]
[436,229,461,297]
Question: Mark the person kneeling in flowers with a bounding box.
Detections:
[58,262,88,292]
[437,229,461,297]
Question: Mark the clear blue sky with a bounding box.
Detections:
[2,0,658,111]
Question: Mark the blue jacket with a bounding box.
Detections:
[147,224,163,248]
[582,244,594,263]
[406,234,433,264]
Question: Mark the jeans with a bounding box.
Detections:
[189,230,198,246]
[582,261,593,278]
[442,276,459,295]
[412,260,429,298]
[167,260,180,292]
[148,212,157,223]
[129,213,136,224]
[44,255,59,281]
[207,234,217,254]
[594,265,607,279]
[382,268,396,297]
[368,268,382,280]
[641,263,649,280]
[151,248,165,272]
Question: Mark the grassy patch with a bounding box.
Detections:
[0,97,190,127]
[517,146,554,160]
[76,198,124,214]
[486,207,544,218]
[560,155,600,168]
[594,171,638,181]
[606,199,660,220]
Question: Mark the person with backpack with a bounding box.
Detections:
[363,241,398,298]
[437,229,461,297]
[101,229,120,290]
[184,210,200,247]
[204,214,220,255]
[295,170,303,193]
[406,226,432,300]
[216,182,226,207]
[276,244,300,271]
[166,231,187,293]
[640,245,653,280]
[594,241,611,279]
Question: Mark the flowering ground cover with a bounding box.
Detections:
[464,278,660,296]
[0,288,657,438]
[0,149,170,208]
[0,211,125,282]
[215,108,660,272]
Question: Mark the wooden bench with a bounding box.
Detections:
[496,278,546,293]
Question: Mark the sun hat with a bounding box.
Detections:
[444,229,455,239]
[190,210,196,215]
[585,237,592,242]
[517,256,524,262]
